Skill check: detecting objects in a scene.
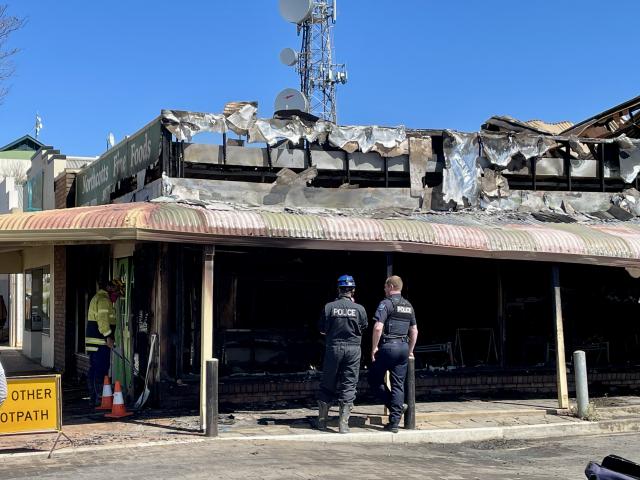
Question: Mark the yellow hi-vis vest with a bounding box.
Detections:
[85,289,116,352]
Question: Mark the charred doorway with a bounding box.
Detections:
[112,244,203,406]
[558,264,640,370]
[501,262,554,369]
[213,247,386,376]
[66,244,111,375]
[394,253,502,370]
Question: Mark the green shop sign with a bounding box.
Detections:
[76,117,162,206]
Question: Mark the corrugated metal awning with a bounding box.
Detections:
[1,202,640,267]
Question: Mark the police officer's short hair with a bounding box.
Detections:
[339,286,355,294]
[385,275,403,291]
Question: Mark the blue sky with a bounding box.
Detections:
[0,0,638,156]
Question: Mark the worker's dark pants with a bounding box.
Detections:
[368,341,409,426]
[318,342,361,404]
[87,345,110,404]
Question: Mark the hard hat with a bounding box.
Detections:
[337,275,356,288]
[108,279,126,297]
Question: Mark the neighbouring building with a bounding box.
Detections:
[0,134,44,348]
[0,141,94,366]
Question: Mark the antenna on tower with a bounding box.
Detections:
[277,0,348,123]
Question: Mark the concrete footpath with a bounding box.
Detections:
[1,395,640,457]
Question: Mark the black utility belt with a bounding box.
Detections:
[381,336,408,344]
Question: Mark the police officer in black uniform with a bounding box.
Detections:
[317,275,368,433]
[369,275,418,433]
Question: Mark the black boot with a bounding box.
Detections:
[338,402,352,434]
[384,423,399,433]
[317,400,329,430]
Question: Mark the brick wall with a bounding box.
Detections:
[54,171,75,209]
[219,379,321,405]
[414,372,640,397]
[53,245,67,372]
[158,371,640,408]
[53,173,76,375]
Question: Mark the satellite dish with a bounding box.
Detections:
[279,48,298,67]
[274,88,309,112]
[279,0,313,24]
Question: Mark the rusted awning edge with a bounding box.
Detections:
[0,227,637,268]
[133,229,640,268]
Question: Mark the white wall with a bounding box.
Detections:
[43,158,68,210]
[30,150,94,211]
[21,150,93,366]
[10,274,24,347]
[0,178,24,348]
[0,177,21,213]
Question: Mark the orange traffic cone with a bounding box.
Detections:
[95,376,113,411]
[105,381,133,419]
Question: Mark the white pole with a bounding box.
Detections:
[573,350,589,418]
[199,246,215,430]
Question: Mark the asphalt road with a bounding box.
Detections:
[1,432,639,479]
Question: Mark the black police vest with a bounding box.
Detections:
[325,296,364,344]
[384,296,413,338]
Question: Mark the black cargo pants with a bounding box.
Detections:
[318,342,361,404]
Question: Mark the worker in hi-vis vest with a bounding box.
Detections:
[85,279,125,406]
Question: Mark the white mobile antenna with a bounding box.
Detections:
[34,113,43,138]
[277,0,348,123]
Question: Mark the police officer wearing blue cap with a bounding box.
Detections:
[369,275,418,433]
[317,275,368,433]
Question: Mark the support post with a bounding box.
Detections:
[497,265,506,368]
[384,157,389,188]
[205,358,219,437]
[222,133,227,165]
[161,126,173,177]
[344,151,350,185]
[383,252,393,416]
[404,356,416,430]
[531,156,537,191]
[551,265,569,409]
[175,247,185,377]
[200,245,215,431]
[563,142,572,191]
[599,143,606,193]
[266,144,273,169]
[304,140,312,169]
[573,350,589,418]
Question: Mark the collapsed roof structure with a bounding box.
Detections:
[154,96,640,218]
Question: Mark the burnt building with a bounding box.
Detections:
[1,97,640,419]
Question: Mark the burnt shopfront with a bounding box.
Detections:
[8,98,640,410]
[209,244,640,407]
[6,203,636,412]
